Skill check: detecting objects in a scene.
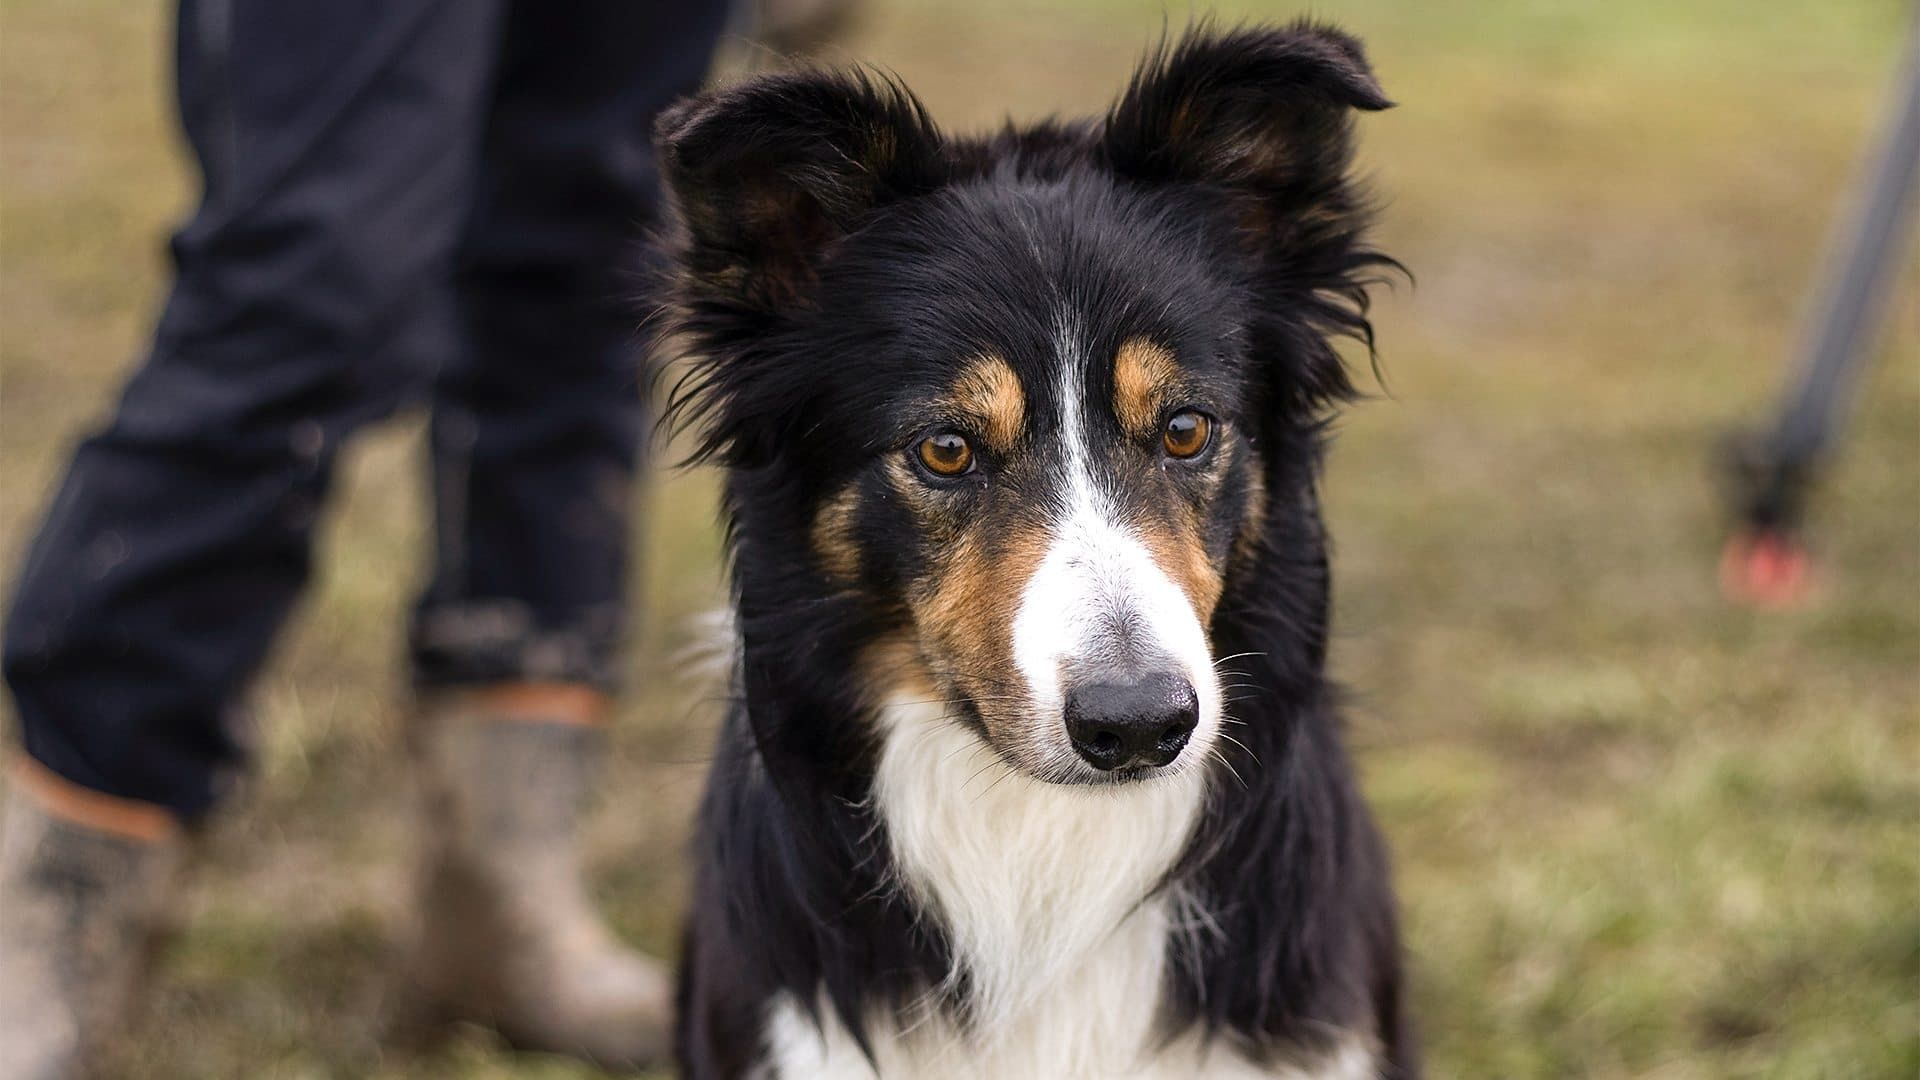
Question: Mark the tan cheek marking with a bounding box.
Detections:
[1141,515,1225,629]
[1136,447,1235,627]
[911,524,1050,741]
[1113,337,1181,440]
[952,354,1026,453]
[856,631,937,709]
[811,483,863,582]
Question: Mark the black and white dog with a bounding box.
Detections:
[653,21,1416,1078]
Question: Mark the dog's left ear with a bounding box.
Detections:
[1105,23,1394,413]
[1102,22,1389,239]
[656,70,946,311]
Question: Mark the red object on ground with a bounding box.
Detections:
[1719,530,1814,608]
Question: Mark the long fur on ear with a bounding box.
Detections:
[1104,20,1389,197]
[655,69,947,311]
[1103,21,1399,413]
[652,69,949,470]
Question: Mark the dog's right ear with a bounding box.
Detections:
[655,70,946,310]
[1102,22,1389,211]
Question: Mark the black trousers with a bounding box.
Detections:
[3,0,729,818]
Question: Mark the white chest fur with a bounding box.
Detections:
[754,699,1374,1079]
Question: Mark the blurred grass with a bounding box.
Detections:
[2,0,1917,1077]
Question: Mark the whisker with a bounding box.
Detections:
[941,739,989,767]
[885,695,1028,708]
[1216,730,1261,769]
[1208,747,1248,791]
[961,756,1005,793]
[970,765,1017,802]
[1212,651,1267,667]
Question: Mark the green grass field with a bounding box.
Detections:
[3,0,1916,1076]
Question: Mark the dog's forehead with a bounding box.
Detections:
[840,188,1246,422]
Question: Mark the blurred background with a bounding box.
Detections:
[2,0,1915,1076]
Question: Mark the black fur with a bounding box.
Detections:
[653,21,1417,1078]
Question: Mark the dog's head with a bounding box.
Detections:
[656,23,1391,786]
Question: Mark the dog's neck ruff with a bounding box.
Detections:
[749,696,1374,1078]
[873,696,1208,1034]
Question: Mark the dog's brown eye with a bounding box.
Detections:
[917,432,975,477]
[1162,410,1212,459]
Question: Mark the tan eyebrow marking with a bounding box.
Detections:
[1113,337,1181,439]
[951,353,1026,452]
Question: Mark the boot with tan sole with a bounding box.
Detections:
[0,760,184,1080]
[398,684,671,1070]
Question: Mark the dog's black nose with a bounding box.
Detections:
[1064,673,1199,771]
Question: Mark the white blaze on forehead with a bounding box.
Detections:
[1010,314,1220,766]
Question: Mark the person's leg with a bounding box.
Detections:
[398,1,729,1069]
[413,0,729,688]
[4,0,505,820]
[1,1,504,1071]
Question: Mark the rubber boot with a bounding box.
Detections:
[0,760,184,1080]
[399,684,670,1070]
